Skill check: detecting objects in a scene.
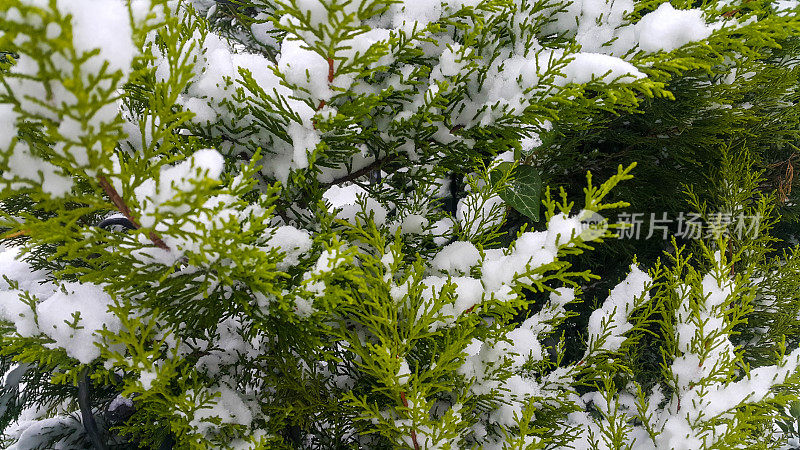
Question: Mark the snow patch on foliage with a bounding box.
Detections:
[134,149,225,228]
[0,248,120,364]
[550,0,714,56]
[635,3,713,53]
[562,52,645,84]
[191,384,254,435]
[56,0,136,76]
[0,104,19,150]
[431,241,480,275]
[36,283,121,364]
[1,0,147,188]
[586,265,652,353]
[279,39,337,102]
[456,193,504,238]
[265,226,313,271]
[323,184,388,225]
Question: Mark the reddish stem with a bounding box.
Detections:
[1,230,27,239]
[97,175,170,251]
[311,57,335,129]
[399,391,420,450]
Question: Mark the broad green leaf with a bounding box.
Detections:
[493,163,542,222]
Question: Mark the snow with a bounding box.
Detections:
[291,0,340,29]
[286,121,321,169]
[251,13,278,47]
[432,44,468,79]
[7,415,86,450]
[0,253,121,364]
[324,184,367,209]
[586,265,651,353]
[635,3,713,53]
[480,211,589,292]
[279,39,336,103]
[399,213,429,234]
[390,0,444,33]
[549,287,575,306]
[397,358,411,384]
[544,212,583,250]
[496,327,544,368]
[182,97,217,125]
[191,385,253,435]
[700,347,800,418]
[1,0,146,190]
[1,0,791,446]
[134,149,225,228]
[417,275,485,330]
[567,259,800,449]
[36,282,122,364]
[561,52,645,84]
[573,0,636,55]
[775,0,799,14]
[0,248,52,337]
[430,217,456,246]
[264,225,313,271]
[3,142,73,197]
[0,104,18,149]
[548,0,713,56]
[431,241,480,275]
[108,394,134,413]
[456,193,505,238]
[191,316,263,376]
[0,248,51,294]
[322,184,388,225]
[0,290,39,338]
[701,272,732,309]
[56,0,136,77]
[669,272,738,388]
[172,29,313,184]
[389,11,661,125]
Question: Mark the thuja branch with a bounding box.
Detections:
[399,391,420,450]
[322,154,399,188]
[97,175,170,251]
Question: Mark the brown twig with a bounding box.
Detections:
[327,57,335,84]
[721,0,753,18]
[728,239,735,277]
[311,54,399,188]
[97,175,170,251]
[1,230,28,239]
[768,154,797,204]
[779,160,795,204]
[312,57,336,127]
[399,391,420,450]
[322,155,399,188]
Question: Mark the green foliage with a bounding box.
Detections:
[0,0,799,448]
